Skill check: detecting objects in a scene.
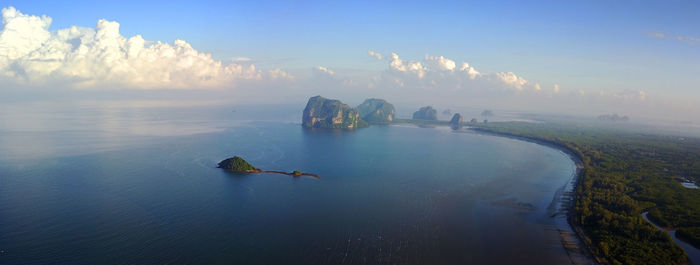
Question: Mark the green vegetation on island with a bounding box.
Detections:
[302,96,369,129]
[357,98,396,124]
[472,121,700,265]
[412,106,438,120]
[218,156,320,178]
[217,156,260,172]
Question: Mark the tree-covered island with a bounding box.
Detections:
[218,156,319,178]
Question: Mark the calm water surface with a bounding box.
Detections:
[0,102,576,264]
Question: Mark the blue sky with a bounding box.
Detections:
[2,0,699,120]
[12,0,699,92]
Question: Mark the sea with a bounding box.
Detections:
[0,101,581,264]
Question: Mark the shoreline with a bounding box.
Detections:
[391,121,599,264]
[466,126,600,265]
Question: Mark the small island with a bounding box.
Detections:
[218,156,319,178]
[449,113,463,130]
[412,106,438,120]
[217,156,261,173]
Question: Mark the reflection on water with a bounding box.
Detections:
[641,212,700,264]
[0,101,302,161]
[1,101,578,264]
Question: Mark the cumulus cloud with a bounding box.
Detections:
[424,55,456,71]
[367,50,382,60]
[494,72,529,91]
[0,6,261,89]
[388,52,426,79]
[458,62,481,80]
[268,68,293,80]
[377,52,535,92]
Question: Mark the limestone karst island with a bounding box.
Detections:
[302,96,396,129]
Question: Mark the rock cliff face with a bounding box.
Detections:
[449,113,463,129]
[302,96,368,129]
[357,98,395,124]
[412,106,438,120]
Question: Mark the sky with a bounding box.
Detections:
[1,0,699,122]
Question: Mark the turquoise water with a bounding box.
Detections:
[0,103,576,264]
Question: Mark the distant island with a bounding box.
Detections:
[412,106,438,120]
[597,113,629,122]
[302,96,398,129]
[357,98,395,125]
[449,113,463,129]
[218,156,318,178]
[302,96,368,129]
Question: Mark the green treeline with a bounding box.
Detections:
[676,227,700,248]
[474,122,699,265]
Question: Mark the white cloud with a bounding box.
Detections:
[424,55,456,71]
[367,50,382,60]
[389,52,425,79]
[379,52,541,92]
[268,68,293,80]
[458,62,481,80]
[494,72,529,91]
[313,66,334,76]
[0,6,261,89]
[232,57,252,62]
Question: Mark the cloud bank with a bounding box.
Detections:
[370,52,540,94]
[0,7,264,89]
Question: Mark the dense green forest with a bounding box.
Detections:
[472,121,700,264]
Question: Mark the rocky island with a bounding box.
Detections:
[302,96,368,129]
[357,98,395,124]
[412,106,438,120]
[218,156,319,178]
[449,113,463,129]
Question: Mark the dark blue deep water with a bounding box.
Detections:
[0,103,576,264]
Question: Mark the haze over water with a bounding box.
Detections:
[0,103,577,264]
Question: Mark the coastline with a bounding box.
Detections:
[392,120,600,264]
[467,126,599,265]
